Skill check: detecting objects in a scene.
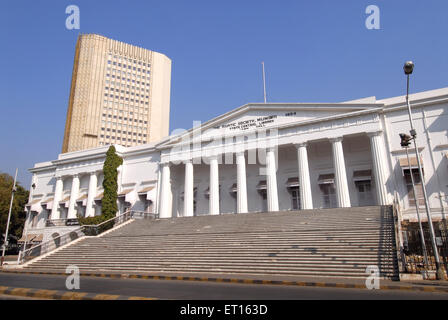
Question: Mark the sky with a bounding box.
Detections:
[0,0,447,186]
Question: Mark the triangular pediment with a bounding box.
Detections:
[158,102,382,148]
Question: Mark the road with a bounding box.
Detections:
[0,272,447,300]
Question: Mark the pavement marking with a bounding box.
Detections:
[93,294,120,300]
[34,289,59,299]
[1,269,447,293]
[61,291,89,300]
[0,285,159,300]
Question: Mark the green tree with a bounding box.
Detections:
[101,146,123,220]
[78,146,122,227]
[0,172,29,244]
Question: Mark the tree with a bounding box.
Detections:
[101,146,123,220]
[78,146,122,227]
[0,172,29,245]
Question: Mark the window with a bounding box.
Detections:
[290,187,301,210]
[320,184,337,208]
[355,180,374,206]
[404,169,425,206]
[31,212,38,227]
[260,190,267,212]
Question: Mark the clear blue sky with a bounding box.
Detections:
[0,0,447,186]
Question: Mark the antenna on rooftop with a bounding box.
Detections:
[262,62,267,103]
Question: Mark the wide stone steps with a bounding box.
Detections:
[23,206,399,279]
[31,260,396,269]
[27,260,397,269]
[25,265,395,278]
[84,231,395,240]
[113,220,393,234]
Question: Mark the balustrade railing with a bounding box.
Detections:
[130,210,159,220]
[17,210,136,265]
[393,191,448,278]
[45,218,80,227]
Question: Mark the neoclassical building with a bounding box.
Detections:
[23,87,448,244]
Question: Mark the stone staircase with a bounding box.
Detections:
[22,206,399,279]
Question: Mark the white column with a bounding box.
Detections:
[296,143,313,210]
[368,131,390,205]
[236,152,248,213]
[67,174,80,219]
[51,177,63,219]
[266,148,279,212]
[159,163,172,219]
[184,160,194,217]
[209,156,220,215]
[85,172,98,217]
[330,137,351,208]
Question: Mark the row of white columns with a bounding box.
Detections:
[51,172,99,220]
[159,131,390,218]
[295,132,389,209]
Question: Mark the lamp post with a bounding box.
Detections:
[403,61,444,280]
[1,168,18,266]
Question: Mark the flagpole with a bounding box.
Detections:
[262,62,267,103]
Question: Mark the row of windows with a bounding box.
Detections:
[108,60,150,74]
[105,87,149,99]
[101,120,146,130]
[103,101,149,112]
[104,93,149,105]
[106,80,150,92]
[101,129,146,137]
[107,67,150,82]
[102,108,147,117]
[102,113,147,123]
[106,73,150,86]
[100,136,146,143]
[99,142,143,147]
[108,55,150,68]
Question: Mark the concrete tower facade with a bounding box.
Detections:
[62,34,171,153]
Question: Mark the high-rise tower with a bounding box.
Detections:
[62,34,171,153]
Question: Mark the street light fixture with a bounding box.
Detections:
[403,61,444,280]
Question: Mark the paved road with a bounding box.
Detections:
[0,272,447,300]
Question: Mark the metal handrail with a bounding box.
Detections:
[46,218,80,227]
[129,210,159,219]
[17,210,133,265]
[392,191,406,275]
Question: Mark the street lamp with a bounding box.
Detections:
[403,61,444,280]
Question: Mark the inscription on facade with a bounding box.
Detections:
[214,112,296,131]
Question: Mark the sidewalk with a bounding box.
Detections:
[2,268,447,293]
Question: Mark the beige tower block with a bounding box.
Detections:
[62,34,171,153]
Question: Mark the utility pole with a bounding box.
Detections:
[1,168,18,266]
[403,61,444,280]
[400,137,429,273]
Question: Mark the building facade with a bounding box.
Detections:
[24,87,448,244]
[62,34,171,153]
